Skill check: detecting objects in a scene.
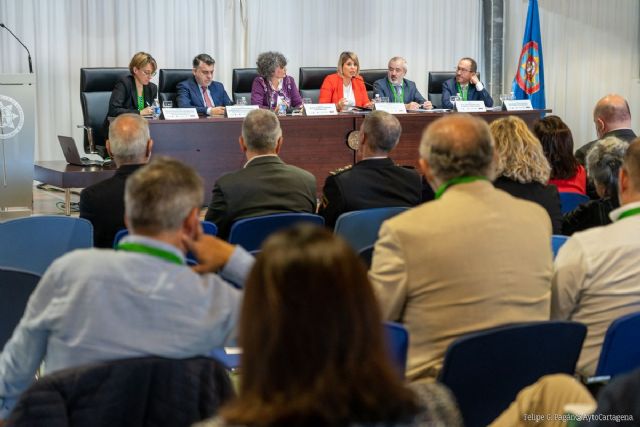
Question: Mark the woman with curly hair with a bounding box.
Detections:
[490,115,562,234]
[251,51,303,110]
[533,115,586,194]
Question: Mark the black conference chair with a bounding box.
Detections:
[359,68,387,99]
[231,68,259,104]
[80,67,129,156]
[0,267,40,349]
[427,71,456,108]
[298,67,334,103]
[158,68,193,105]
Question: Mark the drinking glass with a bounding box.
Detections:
[302,98,312,105]
[449,95,460,109]
[162,100,173,108]
[237,97,247,106]
[380,97,390,103]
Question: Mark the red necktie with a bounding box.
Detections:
[202,86,213,108]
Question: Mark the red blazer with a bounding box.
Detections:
[319,73,370,107]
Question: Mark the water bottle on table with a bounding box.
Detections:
[152,98,161,119]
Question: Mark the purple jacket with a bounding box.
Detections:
[250,75,303,108]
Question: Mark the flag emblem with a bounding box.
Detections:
[516,41,541,95]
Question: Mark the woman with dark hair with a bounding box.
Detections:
[562,136,626,235]
[251,51,303,110]
[533,115,587,194]
[194,225,461,427]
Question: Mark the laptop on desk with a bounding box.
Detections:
[58,135,107,167]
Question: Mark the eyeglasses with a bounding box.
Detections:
[141,70,157,77]
[456,67,472,73]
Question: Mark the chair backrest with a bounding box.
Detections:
[384,321,409,377]
[359,68,388,99]
[228,213,325,253]
[552,235,569,259]
[0,267,40,349]
[158,68,193,105]
[7,356,233,426]
[334,207,409,252]
[358,244,374,269]
[231,68,259,103]
[427,71,456,108]
[80,67,129,152]
[559,192,590,214]
[0,216,93,275]
[595,311,640,378]
[298,67,335,103]
[438,321,586,427]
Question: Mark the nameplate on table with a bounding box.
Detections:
[303,103,338,116]
[455,101,487,112]
[225,105,259,118]
[373,102,407,114]
[162,108,198,120]
[503,99,533,111]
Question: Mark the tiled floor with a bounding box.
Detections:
[33,184,81,216]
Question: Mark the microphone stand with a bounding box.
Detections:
[0,23,34,73]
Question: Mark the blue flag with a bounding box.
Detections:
[512,0,545,109]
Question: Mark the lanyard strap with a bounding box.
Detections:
[434,176,488,199]
[616,206,640,221]
[117,242,184,265]
[456,83,468,101]
[388,80,403,103]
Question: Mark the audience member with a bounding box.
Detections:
[176,53,232,116]
[441,57,493,109]
[552,137,640,377]
[491,115,563,234]
[80,114,152,248]
[562,137,626,235]
[319,51,372,112]
[107,51,158,118]
[204,109,316,239]
[372,57,432,110]
[369,114,552,382]
[0,157,253,420]
[251,51,302,110]
[195,225,463,427]
[533,115,586,194]
[582,367,640,426]
[318,110,422,227]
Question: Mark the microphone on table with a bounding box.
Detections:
[0,23,34,73]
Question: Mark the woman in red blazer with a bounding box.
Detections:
[319,51,372,111]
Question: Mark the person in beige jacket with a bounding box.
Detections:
[369,114,553,382]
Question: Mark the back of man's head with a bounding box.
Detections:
[420,114,495,182]
[125,157,203,235]
[622,138,640,193]
[594,94,632,127]
[241,109,282,154]
[362,110,402,153]
[108,114,150,165]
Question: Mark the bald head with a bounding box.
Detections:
[108,113,152,165]
[594,94,632,137]
[420,114,495,184]
[622,138,640,194]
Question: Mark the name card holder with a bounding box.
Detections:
[373,102,407,114]
[225,105,259,118]
[503,99,533,111]
[455,101,487,113]
[303,103,338,116]
[162,108,199,120]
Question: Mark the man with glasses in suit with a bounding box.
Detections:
[441,57,493,110]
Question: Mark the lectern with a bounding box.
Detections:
[0,74,35,219]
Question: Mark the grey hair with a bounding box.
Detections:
[586,136,627,196]
[125,157,203,234]
[362,110,401,153]
[242,109,282,153]
[256,51,287,79]
[388,56,407,73]
[108,113,150,164]
[420,114,495,182]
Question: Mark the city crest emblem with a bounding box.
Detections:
[515,41,541,95]
[0,95,25,140]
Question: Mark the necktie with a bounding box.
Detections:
[202,86,214,108]
[395,85,403,101]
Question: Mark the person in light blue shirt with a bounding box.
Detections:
[0,157,253,420]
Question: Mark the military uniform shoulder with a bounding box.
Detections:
[397,164,416,170]
[329,164,353,176]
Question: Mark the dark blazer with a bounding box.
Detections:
[575,128,637,165]
[561,196,619,236]
[79,164,143,248]
[6,356,233,427]
[107,75,157,118]
[582,367,640,427]
[372,78,426,104]
[176,77,233,115]
[204,156,317,239]
[493,176,562,234]
[319,158,422,228]
[441,78,494,109]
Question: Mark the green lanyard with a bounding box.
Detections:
[616,206,640,221]
[388,80,403,103]
[137,93,145,111]
[434,176,488,199]
[117,242,184,265]
[456,83,469,101]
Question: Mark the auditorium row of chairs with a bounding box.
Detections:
[79,67,455,151]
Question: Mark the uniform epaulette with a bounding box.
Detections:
[329,164,353,175]
[399,164,416,170]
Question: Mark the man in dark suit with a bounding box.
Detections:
[575,94,636,165]
[176,53,233,116]
[441,57,493,109]
[372,57,432,110]
[80,113,152,248]
[318,110,422,228]
[204,109,316,239]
